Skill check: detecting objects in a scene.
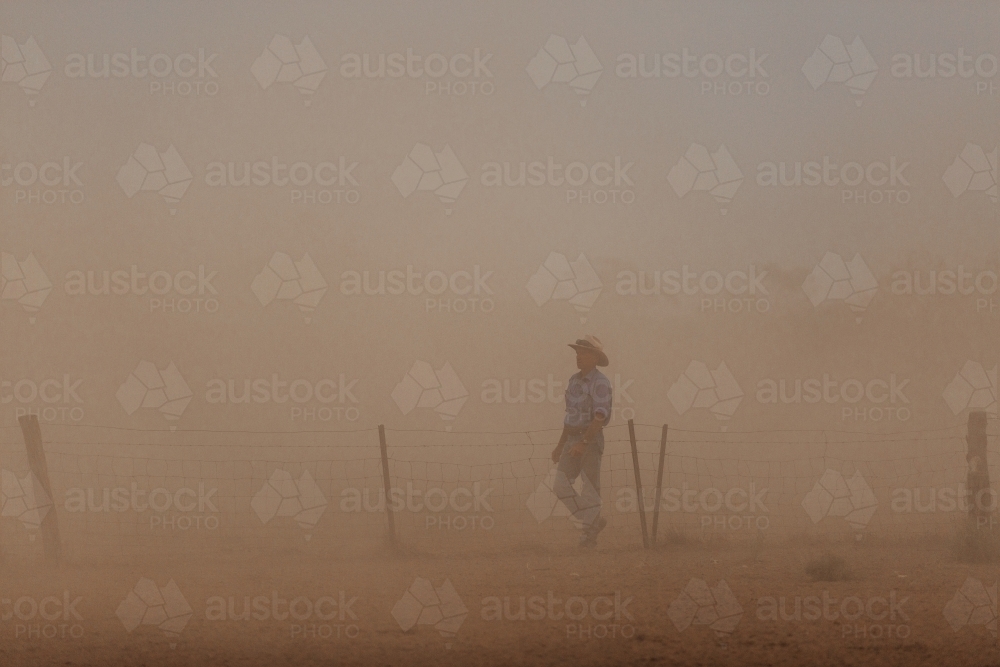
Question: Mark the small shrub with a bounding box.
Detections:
[805,552,851,581]
[661,527,688,547]
[955,523,1000,563]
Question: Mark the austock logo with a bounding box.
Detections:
[204,590,360,639]
[802,252,878,322]
[64,46,219,97]
[251,252,328,323]
[891,484,998,516]
[668,579,742,647]
[615,482,769,532]
[481,590,636,640]
[526,252,602,323]
[615,47,769,97]
[339,46,494,97]
[891,48,999,96]
[1,469,53,533]
[942,361,997,416]
[204,373,360,423]
[116,361,193,424]
[116,578,192,647]
[203,156,360,205]
[891,265,1000,316]
[756,156,911,205]
[944,578,997,637]
[802,469,877,532]
[392,361,468,428]
[481,373,635,422]
[0,590,86,640]
[1,35,52,105]
[340,482,495,531]
[392,143,467,214]
[526,35,602,106]
[1,156,86,205]
[802,35,877,106]
[616,266,770,315]
[251,34,327,105]
[2,374,85,424]
[668,143,743,214]
[756,590,910,643]
[943,143,997,206]
[64,264,219,316]
[63,481,219,531]
[252,469,327,540]
[116,143,192,214]
[667,361,743,429]
[1,253,51,323]
[392,578,467,646]
[340,264,495,316]
[479,156,635,205]
[756,373,911,423]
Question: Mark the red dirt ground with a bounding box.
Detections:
[2,537,999,667]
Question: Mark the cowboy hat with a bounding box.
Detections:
[568,335,609,367]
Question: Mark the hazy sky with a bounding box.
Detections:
[1,0,997,437]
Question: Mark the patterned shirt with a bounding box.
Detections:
[564,368,613,428]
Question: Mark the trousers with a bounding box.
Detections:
[553,432,604,533]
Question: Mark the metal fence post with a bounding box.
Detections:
[628,419,649,549]
[650,424,668,546]
[18,415,61,562]
[378,425,397,550]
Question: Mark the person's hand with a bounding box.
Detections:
[569,442,586,457]
[551,447,562,463]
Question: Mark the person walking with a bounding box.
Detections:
[550,336,612,548]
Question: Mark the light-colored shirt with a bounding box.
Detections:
[564,368,612,428]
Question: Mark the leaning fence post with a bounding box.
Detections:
[18,415,61,562]
[966,411,990,527]
[628,419,649,549]
[378,425,397,550]
[650,424,668,546]
[0,431,3,562]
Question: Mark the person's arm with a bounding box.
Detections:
[551,425,571,462]
[580,415,604,445]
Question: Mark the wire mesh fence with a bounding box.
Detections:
[0,415,997,561]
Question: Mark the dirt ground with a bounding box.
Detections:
[2,535,1000,667]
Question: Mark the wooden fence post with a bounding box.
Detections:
[650,424,668,546]
[627,419,649,549]
[18,415,61,562]
[0,431,3,562]
[967,411,990,525]
[378,425,397,550]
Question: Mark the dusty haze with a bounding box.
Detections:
[1,1,998,665]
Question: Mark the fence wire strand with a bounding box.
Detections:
[0,417,995,560]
